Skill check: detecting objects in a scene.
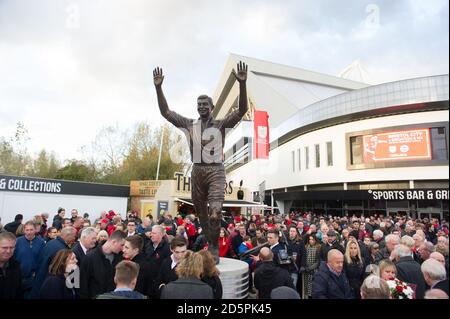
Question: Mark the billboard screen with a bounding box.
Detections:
[363,128,432,163]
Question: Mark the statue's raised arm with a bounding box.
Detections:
[153,67,170,119]
[233,61,248,117]
[153,67,190,129]
[232,61,248,116]
[223,61,249,128]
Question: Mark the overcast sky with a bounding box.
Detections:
[0,0,448,162]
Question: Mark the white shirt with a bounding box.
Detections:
[127,232,136,237]
[80,242,88,255]
[170,254,178,270]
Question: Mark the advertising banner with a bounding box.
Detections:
[253,110,269,159]
[130,180,162,197]
[363,128,432,162]
[157,201,169,216]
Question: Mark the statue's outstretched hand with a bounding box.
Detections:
[232,61,248,83]
[153,67,164,87]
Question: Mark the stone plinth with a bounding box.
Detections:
[217,257,249,299]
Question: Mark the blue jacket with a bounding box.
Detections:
[312,261,354,299]
[97,290,146,299]
[31,236,69,298]
[238,242,252,266]
[14,236,45,287]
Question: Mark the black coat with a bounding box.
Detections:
[39,275,76,299]
[160,277,214,299]
[4,221,21,235]
[72,241,87,267]
[202,275,223,299]
[395,256,427,299]
[132,253,159,298]
[433,279,449,296]
[155,256,178,298]
[320,241,345,262]
[145,239,171,273]
[312,261,354,299]
[192,234,207,252]
[344,258,366,299]
[0,257,22,299]
[79,244,123,299]
[254,261,295,299]
[286,238,306,271]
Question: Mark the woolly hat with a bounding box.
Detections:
[270,287,300,299]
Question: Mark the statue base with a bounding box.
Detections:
[217,258,249,299]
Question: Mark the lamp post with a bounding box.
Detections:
[156,128,164,181]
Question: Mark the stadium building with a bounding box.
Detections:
[212,54,449,220]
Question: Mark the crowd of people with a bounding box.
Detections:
[0,208,449,299]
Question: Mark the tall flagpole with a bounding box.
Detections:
[156,127,164,181]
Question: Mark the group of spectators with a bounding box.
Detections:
[0,208,221,299]
[0,208,449,299]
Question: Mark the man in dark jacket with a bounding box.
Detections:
[96,260,146,299]
[122,235,158,298]
[4,214,23,235]
[52,208,65,230]
[254,247,295,299]
[0,231,22,299]
[72,227,97,267]
[14,221,45,298]
[320,230,345,262]
[31,226,77,298]
[421,258,449,296]
[374,234,400,264]
[394,244,427,299]
[312,249,354,299]
[155,237,188,297]
[80,230,126,299]
[231,224,246,256]
[145,225,171,273]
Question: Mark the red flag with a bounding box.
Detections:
[253,110,269,159]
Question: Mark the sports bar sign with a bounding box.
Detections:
[363,128,432,163]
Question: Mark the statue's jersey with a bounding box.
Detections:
[163,109,245,165]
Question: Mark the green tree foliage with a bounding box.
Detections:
[27,149,60,178]
[0,123,32,176]
[54,160,96,182]
[1,122,188,184]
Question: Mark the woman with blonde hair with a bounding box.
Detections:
[15,223,25,237]
[39,249,78,299]
[378,259,397,281]
[97,230,109,245]
[198,250,223,299]
[344,239,366,299]
[378,259,414,299]
[160,251,214,299]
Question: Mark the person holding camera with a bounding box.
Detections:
[254,247,295,299]
[266,229,299,287]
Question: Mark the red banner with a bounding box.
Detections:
[253,110,269,159]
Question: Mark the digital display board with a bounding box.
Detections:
[363,128,432,163]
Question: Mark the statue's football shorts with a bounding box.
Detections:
[191,164,225,203]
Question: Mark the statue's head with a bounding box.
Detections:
[197,95,214,119]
